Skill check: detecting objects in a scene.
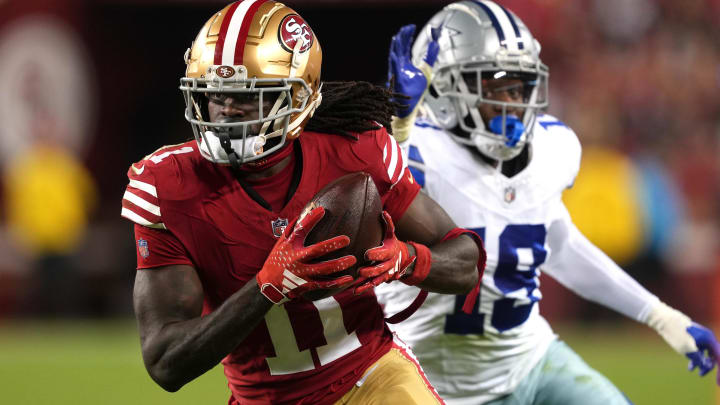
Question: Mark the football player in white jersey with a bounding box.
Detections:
[375,1,720,404]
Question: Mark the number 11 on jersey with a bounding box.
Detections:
[265,296,362,375]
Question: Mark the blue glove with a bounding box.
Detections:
[387,24,440,118]
[488,115,525,147]
[686,323,720,384]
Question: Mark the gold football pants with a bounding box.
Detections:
[335,341,444,405]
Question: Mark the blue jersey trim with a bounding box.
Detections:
[539,120,567,129]
[414,120,441,130]
[408,145,425,164]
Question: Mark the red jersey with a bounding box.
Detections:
[121,128,420,404]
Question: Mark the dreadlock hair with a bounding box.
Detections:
[305,81,405,139]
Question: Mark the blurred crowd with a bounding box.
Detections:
[0,0,717,322]
[519,0,720,321]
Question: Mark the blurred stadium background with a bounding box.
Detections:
[0,0,717,403]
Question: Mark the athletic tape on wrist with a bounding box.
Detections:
[401,241,431,286]
[385,227,486,323]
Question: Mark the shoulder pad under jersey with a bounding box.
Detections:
[535,114,581,189]
[120,142,198,229]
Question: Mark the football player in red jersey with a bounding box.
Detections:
[120,1,485,404]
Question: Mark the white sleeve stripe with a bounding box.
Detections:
[397,140,408,176]
[386,136,399,181]
[129,179,157,197]
[121,207,166,229]
[389,140,407,187]
[123,190,161,216]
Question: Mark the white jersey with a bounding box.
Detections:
[376,114,658,404]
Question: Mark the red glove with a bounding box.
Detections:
[257,206,357,304]
[355,211,416,294]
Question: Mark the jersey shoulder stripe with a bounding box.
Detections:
[534,114,582,189]
[120,142,197,229]
[382,133,407,187]
[414,117,441,130]
[537,113,568,129]
[122,175,166,229]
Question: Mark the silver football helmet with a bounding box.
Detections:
[413,0,549,161]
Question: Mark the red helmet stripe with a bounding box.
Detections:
[213,1,241,65]
[234,0,268,65]
[214,0,268,66]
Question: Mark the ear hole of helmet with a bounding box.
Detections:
[428,84,439,98]
[431,68,455,94]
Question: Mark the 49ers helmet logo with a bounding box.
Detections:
[278,14,314,53]
[216,65,235,78]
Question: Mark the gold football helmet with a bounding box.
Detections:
[180,0,322,166]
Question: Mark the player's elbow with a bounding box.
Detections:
[157,379,184,393]
[141,346,189,393]
[146,363,187,392]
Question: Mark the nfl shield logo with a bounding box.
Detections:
[504,186,516,203]
[271,218,289,238]
[137,239,150,259]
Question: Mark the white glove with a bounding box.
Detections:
[645,301,720,383]
[645,301,695,354]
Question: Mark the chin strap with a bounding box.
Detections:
[218,132,243,173]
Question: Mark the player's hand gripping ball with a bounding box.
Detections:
[300,172,385,300]
[354,211,416,294]
[256,206,357,305]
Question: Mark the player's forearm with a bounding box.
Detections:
[141,279,272,392]
[412,235,479,294]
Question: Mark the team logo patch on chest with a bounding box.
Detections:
[271,218,289,238]
[137,238,150,259]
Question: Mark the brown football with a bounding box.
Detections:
[302,172,384,301]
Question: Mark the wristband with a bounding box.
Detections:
[401,241,431,286]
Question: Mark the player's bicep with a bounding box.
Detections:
[395,190,456,245]
[133,265,204,342]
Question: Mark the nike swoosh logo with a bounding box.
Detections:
[131,164,145,175]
